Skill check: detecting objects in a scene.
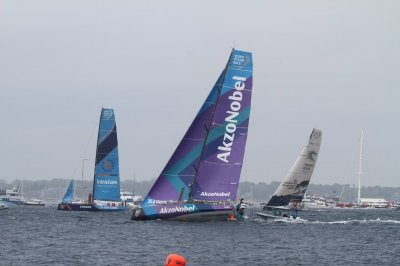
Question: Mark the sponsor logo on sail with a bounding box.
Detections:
[147,199,168,205]
[278,180,297,193]
[103,109,113,119]
[232,54,250,68]
[312,130,321,139]
[200,191,231,197]
[307,151,318,161]
[217,75,247,163]
[96,179,118,185]
[102,159,114,172]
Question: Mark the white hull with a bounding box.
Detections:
[256,212,280,220]
[257,212,301,222]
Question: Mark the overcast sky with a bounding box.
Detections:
[1,1,399,187]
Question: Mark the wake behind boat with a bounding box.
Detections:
[131,49,252,221]
[257,129,322,220]
[58,108,127,212]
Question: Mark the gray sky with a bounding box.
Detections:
[1,1,399,187]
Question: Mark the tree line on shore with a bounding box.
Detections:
[1,178,399,203]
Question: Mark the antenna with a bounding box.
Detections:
[132,171,136,196]
[81,159,88,202]
[357,130,364,205]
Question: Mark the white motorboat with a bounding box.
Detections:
[120,189,142,209]
[0,187,25,205]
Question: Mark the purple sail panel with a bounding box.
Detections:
[190,50,253,202]
[142,70,226,206]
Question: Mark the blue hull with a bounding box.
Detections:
[57,203,127,212]
[130,202,239,221]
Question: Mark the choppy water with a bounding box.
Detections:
[1,205,399,265]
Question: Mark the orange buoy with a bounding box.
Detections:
[165,254,186,266]
[228,213,236,221]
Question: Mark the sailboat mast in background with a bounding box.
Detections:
[357,130,364,205]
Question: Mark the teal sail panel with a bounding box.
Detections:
[142,70,226,206]
[62,180,74,203]
[92,108,121,202]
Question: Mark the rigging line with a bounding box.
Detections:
[92,109,104,196]
[202,160,241,166]
[339,146,357,201]
[183,138,204,141]
[70,119,99,180]
[188,49,235,200]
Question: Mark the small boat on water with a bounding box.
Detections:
[257,129,322,220]
[0,187,25,205]
[58,108,127,212]
[131,49,252,221]
[23,199,45,206]
[120,189,142,210]
[0,187,45,206]
[0,202,9,210]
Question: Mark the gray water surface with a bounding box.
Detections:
[1,206,399,265]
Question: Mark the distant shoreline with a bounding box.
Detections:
[1,178,399,203]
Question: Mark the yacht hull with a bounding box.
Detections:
[257,212,299,221]
[131,203,236,221]
[57,203,127,211]
[0,199,24,205]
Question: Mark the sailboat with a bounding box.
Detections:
[121,176,143,210]
[131,49,253,221]
[0,202,9,210]
[351,130,388,208]
[257,129,322,220]
[58,108,127,211]
[58,180,74,206]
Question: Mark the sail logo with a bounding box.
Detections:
[281,180,297,191]
[101,159,114,172]
[103,109,113,119]
[147,199,168,205]
[312,131,321,139]
[97,179,118,185]
[308,151,317,161]
[217,75,246,163]
[293,181,310,197]
[159,205,195,214]
[232,54,250,68]
[200,191,230,197]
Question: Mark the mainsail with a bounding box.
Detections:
[143,49,253,206]
[190,50,253,202]
[62,180,74,203]
[267,129,322,207]
[143,71,226,206]
[92,108,121,202]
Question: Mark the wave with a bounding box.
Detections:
[309,218,400,225]
[255,217,400,225]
